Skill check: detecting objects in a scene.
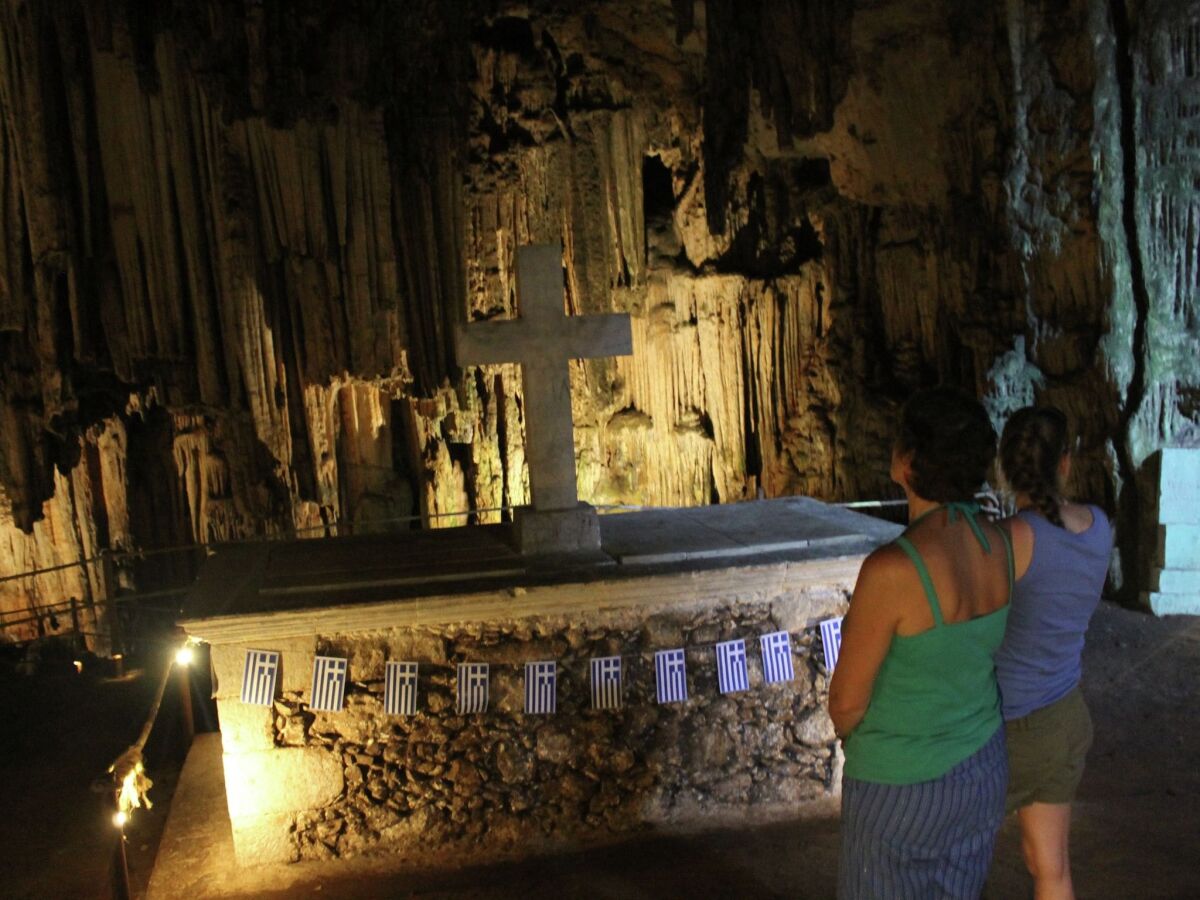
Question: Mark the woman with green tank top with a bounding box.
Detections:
[830,388,1013,898]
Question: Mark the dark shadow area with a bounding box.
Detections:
[1,630,213,899]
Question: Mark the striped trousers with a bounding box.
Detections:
[838,726,1007,899]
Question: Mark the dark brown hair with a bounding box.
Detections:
[896,387,997,502]
[999,406,1069,527]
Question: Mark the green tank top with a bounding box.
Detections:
[842,503,1013,785]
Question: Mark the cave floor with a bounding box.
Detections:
[4,602,1198,900]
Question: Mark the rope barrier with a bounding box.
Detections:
[0,556,104,586]
[337,626,828,678]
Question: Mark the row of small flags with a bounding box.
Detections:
[241,618,845,715]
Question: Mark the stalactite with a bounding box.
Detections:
[0,0,1198,639]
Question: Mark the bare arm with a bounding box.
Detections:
[827,546,906,739]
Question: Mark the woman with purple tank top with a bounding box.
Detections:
[994,407,1113,900]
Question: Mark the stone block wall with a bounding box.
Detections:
[1145,448,1200,615]
[210,578,849,866]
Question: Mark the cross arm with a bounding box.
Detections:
[558,313,633,359]
[454,320,536,367]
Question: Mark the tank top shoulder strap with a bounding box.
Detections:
[894,536,944,627]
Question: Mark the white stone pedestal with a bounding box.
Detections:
[1145,448,1200,616]
[512,502,604,557]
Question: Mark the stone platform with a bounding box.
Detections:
[1145,448,1200,616]
[179,498,899,868]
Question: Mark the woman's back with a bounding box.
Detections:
[843,505,1012,784]
[995,503,1112,720]
[894,507,1012,632]
[832,387,1010,900]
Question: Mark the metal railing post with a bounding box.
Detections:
[101,550,124,660]
[111,790,131,900]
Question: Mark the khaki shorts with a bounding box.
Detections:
[1005,685,1093,812]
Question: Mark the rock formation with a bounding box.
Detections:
[1,0,1197,641]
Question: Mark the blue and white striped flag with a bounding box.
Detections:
[524,660,556,714]
[384,661,418,716]
[457,663,489,714]
[716,639,749,694]
[759,631,795,684]
[241,649,280,706]
[655,649,688,704]
[820,617,844,672]
[590,656,622,710]
[310,655,348,712]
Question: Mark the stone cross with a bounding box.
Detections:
[454,243,632,553]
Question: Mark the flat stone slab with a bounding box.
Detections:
[183,497,901,623]
[1150,568,1200,594]
[263,525,524,593]
[1157,524,1200,569]
[1156,448,1200,524]
[146,734,237,899]
[1145,592,1200,616]
[600,499,865,564]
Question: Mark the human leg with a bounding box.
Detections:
[1017,802,1074,900]
[1005,689,1093,898]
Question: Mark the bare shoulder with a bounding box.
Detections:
[998,514,1034,578]
[848,543,913,629]
[1061,501,1096,534]
[852,543,917,603]
[858,542,912,581]
[998,515,1034,542]
[998,513,1036,535]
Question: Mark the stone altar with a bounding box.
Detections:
[179,498,900,866]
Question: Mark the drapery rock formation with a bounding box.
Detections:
[1,0,1198,641]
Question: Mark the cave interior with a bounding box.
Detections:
[1,0,1198,643]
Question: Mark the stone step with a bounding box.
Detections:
[1150,567,1200,594]
[1156,448,1200,525]
[1157,524,1200,569]
[1145,591,1200,616]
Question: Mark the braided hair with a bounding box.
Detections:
[999,406,1069,527]
[896,387,997,502]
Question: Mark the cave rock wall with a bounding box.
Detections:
[1,0,1198,638]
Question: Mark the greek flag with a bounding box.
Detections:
[820,617,844,672]
[457,663,489,714]
[716,639,749,694]
[524,661,556,714]
[759,631,795,684]
[240,649,279,706]
[655,649,688,704]
[590,656,622,710]
[384,661,418,716]
[309,655,348,712]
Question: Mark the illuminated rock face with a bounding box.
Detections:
[1,0,1198,635]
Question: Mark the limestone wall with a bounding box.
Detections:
[3,0,1199,639]
[208,573,849,865]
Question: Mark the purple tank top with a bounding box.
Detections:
[994,505,1112,720]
